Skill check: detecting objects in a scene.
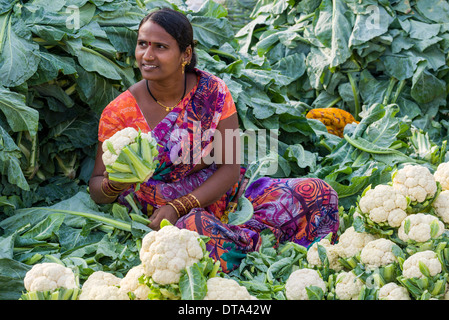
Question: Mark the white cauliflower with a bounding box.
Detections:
[23,262,78,293]
[334,226,378,259]
[79,271,129,300]
[307,238,343,271]
[139,226,205,285]
[392,165,437,203]
[398,213,445,243]
[434,162,449,191]
[401,250,442,279]
[358,184,409,227]
[378,282,411,300]
[334,271,364,300]
[432,190,449,224]
[102,127,139,165]
[102,127,159,183]
[203,277,257,300]
[285,268,327,300]
[360,238,398,270]
[119,264,151,300]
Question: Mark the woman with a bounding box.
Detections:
[89,7,339,272]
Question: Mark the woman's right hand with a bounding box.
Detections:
[148,205,179,230]
[103,171,133,192]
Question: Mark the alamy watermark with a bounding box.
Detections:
[65,5,80,30]
[168,121,280,175]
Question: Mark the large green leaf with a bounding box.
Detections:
[28,52,77,86]
[0,14,40,87]
[0,258,31,300]
[415,0,449,23]
[65,38,121,80]
[0,87,39,136]
[190,15,234,49]
[75,66,121,114]
[179,263,207,300]
[329,0,352,68]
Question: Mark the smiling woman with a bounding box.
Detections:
[88,7,340,273]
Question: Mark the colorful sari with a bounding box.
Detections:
[98,69,340,272]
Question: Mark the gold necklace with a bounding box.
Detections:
[146,76,187,112]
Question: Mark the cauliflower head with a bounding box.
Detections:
[334,226,378,259]
[432,190,449,224]
[24,263,78,292]
[307,238,343,271]
[402,250,442,279]
[358,184,409,227]
[203,277,257,300]
[102,127,139,166]
[335,271,364,300]
[398,213,445,243]
[119,264,151,300]
[285,268,327,300]
[378,282,410,300]
[79,271,129,300]
[392,165,437,203]
[139,226,204,285]
[434,162,449,191]
[360,238,398,269]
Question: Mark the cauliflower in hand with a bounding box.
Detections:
[102,127,159,184]
[21,262,80,300]
[79,271,129,300]
[392,165,437,204]
[140,225,205,285]
[285,268,327,300]
[334,271,364,300]
[434,162,449,191]
[398,213,445,243]
[203,277,257,300]
[378,282,410,300]
[358,184,409,228]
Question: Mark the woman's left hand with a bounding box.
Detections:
[148,205,179,230]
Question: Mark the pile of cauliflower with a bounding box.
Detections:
[287,164,449,301]
[19,163,449,300]
[20,224,257,301]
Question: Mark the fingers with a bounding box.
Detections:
[148,209,161,230]
[102,171,132,191]
[148,205,179,230]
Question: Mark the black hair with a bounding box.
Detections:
[138,7,197,72]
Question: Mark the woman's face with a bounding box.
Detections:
[135,20,190,81]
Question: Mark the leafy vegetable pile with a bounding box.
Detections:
[1,0,449,300]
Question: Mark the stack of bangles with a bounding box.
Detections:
[101,178,126,198]
[167,193,201,218]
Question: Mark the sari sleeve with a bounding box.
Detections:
[98,90,148,142]
[220,85,237,121]
[98,101,125,142]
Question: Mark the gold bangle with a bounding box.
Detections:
[167,202,181,218]
[187,193,201,207]
[100,182,118,199]
[183,195,196,208]
[173,199,188,215]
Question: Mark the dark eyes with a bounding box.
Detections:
[137,41,166,49]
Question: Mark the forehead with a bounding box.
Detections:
[138,20,177,43]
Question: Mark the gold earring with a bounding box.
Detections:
[181,60,188,74]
